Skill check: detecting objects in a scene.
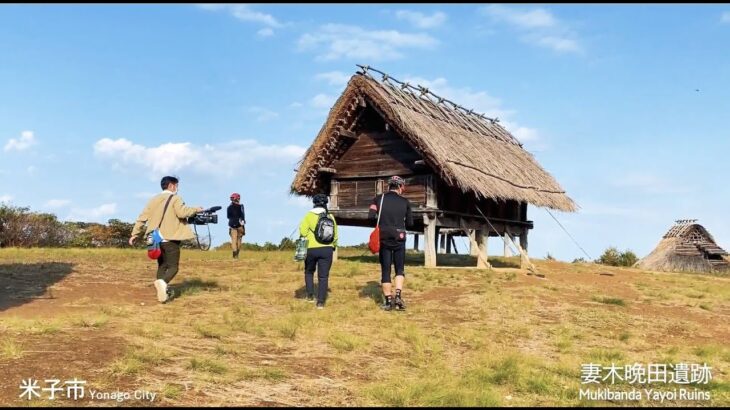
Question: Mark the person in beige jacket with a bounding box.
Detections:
[129,176,203,303]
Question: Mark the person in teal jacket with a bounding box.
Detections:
[298,193,338,309]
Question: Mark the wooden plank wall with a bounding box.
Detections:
[334,175,428,208]
[332,130,423,178]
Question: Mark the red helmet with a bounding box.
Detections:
[230,193,241,201]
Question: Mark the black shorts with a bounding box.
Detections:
[379,241,405,283]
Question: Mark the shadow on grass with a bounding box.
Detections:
[341,252,522,269]
[293,284,332,300]
[488,256,522,269]
[168,278,220,301]
[0,262,75,312]
[358,281,383,305]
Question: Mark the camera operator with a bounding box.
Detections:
[227,193,246,259]
[129,176,203,303]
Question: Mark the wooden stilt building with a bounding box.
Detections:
[291,66,576,267]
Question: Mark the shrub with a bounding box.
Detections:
[619,250,638,267]
[596,247,638,267]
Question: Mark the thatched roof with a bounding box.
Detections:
[635,219,729,273]
[291,67,576,212]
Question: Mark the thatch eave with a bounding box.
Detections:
[291,73,577,212]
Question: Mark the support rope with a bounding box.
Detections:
[545,209,593,261]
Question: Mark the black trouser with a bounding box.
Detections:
[304,246,333,304]
[157,241,181,283]
[380,241,406,284]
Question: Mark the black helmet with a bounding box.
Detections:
[312,194,329,207]
[388,175,405,188]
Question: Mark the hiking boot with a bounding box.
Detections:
[316,302,325,310]
[380,298,394,311]
[153,279,168,303]
[306,294,315,303]
[394,296,406,311]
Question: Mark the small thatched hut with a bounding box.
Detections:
[291,66,576,267]
[635,219,729,274]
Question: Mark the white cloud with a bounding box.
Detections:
[310,93,337,109]
[93,138,306,178]
[257,27,275,37]
[67,203,117,222]
[289,102,304,109]
[4,131,37,152]
[248,107,280,122]
[401,75,541,146]
[483,5,556,29]
[0,195,13,204]
[609,173,693,195]
[198,4,283,36]
[315,71,351,88]
[482,5,582,54]
[531,35,581,53]
[297,23,437,61]
[722,12,730,23]
[395,10,447,29]
[45,199,71,208]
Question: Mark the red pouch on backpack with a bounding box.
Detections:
[369,226,380,254]
[369,194,385,254]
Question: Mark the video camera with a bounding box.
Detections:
[187,206,221,225]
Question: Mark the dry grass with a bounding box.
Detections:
[0,248,728,406]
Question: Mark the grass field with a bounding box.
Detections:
[0,247,728,407]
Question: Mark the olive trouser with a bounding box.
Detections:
[230,226,245,252]
[157,241,181,283]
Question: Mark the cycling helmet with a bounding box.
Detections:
[230,193,241,201]
[388,175,406,187]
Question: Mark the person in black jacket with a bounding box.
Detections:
[368,176,413,311]
[227,193,246,259]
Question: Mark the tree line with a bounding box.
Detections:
[0,204,143,248]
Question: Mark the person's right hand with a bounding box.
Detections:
[128,236,136,246]
[196,207,204,212]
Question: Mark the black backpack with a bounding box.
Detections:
[314,212,335,244]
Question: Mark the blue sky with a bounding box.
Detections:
[1,4,729,261]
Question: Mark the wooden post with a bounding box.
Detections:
[445,234,452,254]
[519,230,528,253]
[413,234,420,251]
[479,228,489,260]
[424,215,437,268]
[434,226,441,254]
[439,233,446,254]
[503,232,511,257]
[460,220,490,269]
[470,230,479,256]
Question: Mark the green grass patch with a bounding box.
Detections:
[194,323,229,339]
[162,383,184,400]
[188,356,228,375]
[239,367,289,382]
[71,314,109,328]
[1,339,23,360]
[591,296,627,307]
[587,348,624,363]
[328,331,366,353]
